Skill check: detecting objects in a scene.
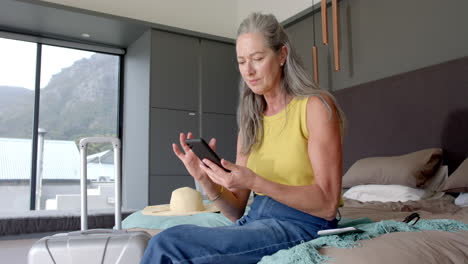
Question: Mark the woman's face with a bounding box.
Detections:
[236,32,285,95]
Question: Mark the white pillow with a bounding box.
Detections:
[454,193,468,207]
[343,184,427,202]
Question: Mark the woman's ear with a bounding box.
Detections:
[281,45,288,64]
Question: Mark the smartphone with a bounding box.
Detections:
[185,138,230,172]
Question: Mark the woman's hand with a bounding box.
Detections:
[172,132,216,183]
[199,158,257,191]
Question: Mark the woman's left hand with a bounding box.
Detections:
[199,159,257,191]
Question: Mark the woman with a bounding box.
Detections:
[141,12,345,264]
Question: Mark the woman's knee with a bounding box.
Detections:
[150,226,184,251]
[144,225,194,262]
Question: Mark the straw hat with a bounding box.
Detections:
[142,187,219,216]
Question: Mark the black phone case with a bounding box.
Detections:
[185,138,230,172]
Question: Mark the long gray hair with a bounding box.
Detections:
[236,12,346,155]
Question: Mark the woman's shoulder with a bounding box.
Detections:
[305,93,337,111]
[303,93,341,126]
[304,92,335,105]
[291,94,333,115]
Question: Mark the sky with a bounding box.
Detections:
[0,37,94,90]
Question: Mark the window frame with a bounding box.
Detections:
[0,30,125,211]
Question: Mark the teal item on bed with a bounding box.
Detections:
[123,205,253,229]
[336,217,373,227]
[258,219,468,264]
[122,210,234,229]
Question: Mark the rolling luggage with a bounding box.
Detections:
[28,137,151,264]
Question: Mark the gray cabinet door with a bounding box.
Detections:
[149,175,196,204]
[150,108,199,175]
[202,113,237,164]
[201,40,240,115]
[151,30,199,111]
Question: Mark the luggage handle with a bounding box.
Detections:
[79,137,122,231]
[68,229,128,236]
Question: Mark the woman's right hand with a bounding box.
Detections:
[172,132,216,183]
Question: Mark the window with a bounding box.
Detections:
[0,38,37,213]
[0,36,121,213]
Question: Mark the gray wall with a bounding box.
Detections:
[286,0,468,91]
[122,30,151,210]
[122,29,238,207]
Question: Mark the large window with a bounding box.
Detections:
[0,36,121,213]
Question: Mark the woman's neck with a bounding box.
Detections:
[263,90,293,116]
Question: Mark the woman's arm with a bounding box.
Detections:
[173,132,250,222]
[200,135,251,222]
[250,95,343,220]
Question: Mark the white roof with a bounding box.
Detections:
[87,149,114,164]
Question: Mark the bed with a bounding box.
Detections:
[320,195,468,264]
[124,56,468,263]
[125,189,468,263]
[124,192,468,263]
[314,56,468,263]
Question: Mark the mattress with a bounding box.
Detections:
[320,195,468,263]
[128,195,468,263]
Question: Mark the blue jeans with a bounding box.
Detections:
[140,195,337,264]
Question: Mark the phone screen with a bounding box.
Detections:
[185,138,230,172]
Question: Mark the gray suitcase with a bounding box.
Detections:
[28,137,151,264]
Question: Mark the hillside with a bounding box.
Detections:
[0,86,34,137]
[0,54,118,153]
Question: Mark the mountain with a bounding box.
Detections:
[0,54,118,153]
[0,86,35,137]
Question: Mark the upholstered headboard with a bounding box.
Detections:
[334,57,468,175]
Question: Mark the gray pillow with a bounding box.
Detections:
[438,158,468,193]
[342,148,442,188]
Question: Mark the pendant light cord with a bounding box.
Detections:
[312,0,316,46]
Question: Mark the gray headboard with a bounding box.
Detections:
[334,57,468,175]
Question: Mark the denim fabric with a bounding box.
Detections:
[140,195,337,264]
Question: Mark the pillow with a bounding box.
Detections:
[454,193,468,207]
[342,148,442,188]
[343,184,427,202]
[438,158,468,192]
[423,165,448,191]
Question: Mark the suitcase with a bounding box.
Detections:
[28,137,151,264]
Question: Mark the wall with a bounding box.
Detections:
[122,30,151,210]
[285,0,468,91]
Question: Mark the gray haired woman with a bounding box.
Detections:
[141,12,345,264]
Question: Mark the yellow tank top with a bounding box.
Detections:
[247,97,313,187]
[247,96,344,207]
